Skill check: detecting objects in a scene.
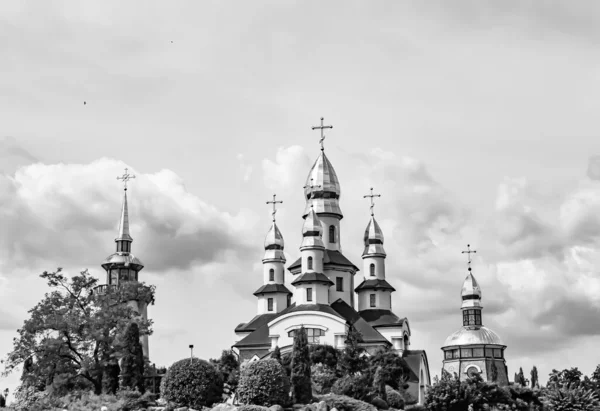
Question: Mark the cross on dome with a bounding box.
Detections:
[311,117,333,151]
[363,187,382,216]
[266,194,283,222]
[462,244,477,272]
[117,167,136,191]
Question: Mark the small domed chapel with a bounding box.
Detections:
[233,123,431,403]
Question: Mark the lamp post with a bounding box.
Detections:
[189,344,194,365]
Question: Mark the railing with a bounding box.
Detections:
[93,284,118,295]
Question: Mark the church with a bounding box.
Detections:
[232,120,431,404]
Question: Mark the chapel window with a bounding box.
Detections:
[307,257,313,270]
[370,294,376,307]
[288,328,325,344]
[370,263,375,276]
[307,288,313,302]
[336,277,343,292]
[329,226,335,243]
[267,298,274,312]
[269,269,275,281]
[445,351,453,360]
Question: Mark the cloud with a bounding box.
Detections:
[262,145,311,192]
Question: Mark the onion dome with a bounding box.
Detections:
[442,326,504,348]
[301,207,324,248]
[302,151,343,218]
[263,222,286,262]
[461,272,482,309]
[362,216,386,257]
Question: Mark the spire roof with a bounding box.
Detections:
[116,190,133,242]
[264,222,284,250]
[461,272,482,309]
[362,215,386,257]
[302,151,343,218]
[301,206,324,248]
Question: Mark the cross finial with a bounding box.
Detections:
[363,187,382,216]
[461,244,477,272]
[266,194,283,222]
[117,167,136,191]
[311,117,333,151]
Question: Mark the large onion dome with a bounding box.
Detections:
[263,222,286,262]
[302,151,343,218]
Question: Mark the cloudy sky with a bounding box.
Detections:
[2,0,600,394]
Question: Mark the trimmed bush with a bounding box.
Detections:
[371,396,389,410]
[317,393,377,411]
[161,357,223,409]
[310,344,339,369]
[385,386,404,410]
[238,405,272,411]
[237,359,290,407]
[332,374,372,402]
[312,363,338,395]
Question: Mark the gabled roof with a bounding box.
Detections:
[402,350,430,385]
[359,309,406,328]
[234,313,279,333]
[288,250,359,272]
[291,272,334,286]
[253,284,292,296]
[354,279,396,292]
[330,299,390,345]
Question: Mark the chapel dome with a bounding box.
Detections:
[362,216,386,257]
[302,151,343,218]
[264,222,284,250]
[461,272,482,299]
[101,252,144,270]
[442,326,504,348]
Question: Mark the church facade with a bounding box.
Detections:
[232,132,431,404]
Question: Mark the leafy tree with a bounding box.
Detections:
[290,326,311,404]
[591,364,600,385]
[119,322,145,392]
[338,325,366,376]
[270,346,282,364]
[102,360,120,394]
[372,366,386,402]
[530,365,539,389]
[490,361,498,382]
[210,349,240,390]
[2,269,155,395]
[368,345,408,390]
[516,367,528,387]
[309,344,338,370]
[548,368,583,389]
[425,372,468,411]
[543,382,600,411]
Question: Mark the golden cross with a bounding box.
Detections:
[311,117,333,151]
[117,167,136,191]
[266,194,283,222]
[363,187,381,216]
[303,178,321,200]
[462,244,477,272]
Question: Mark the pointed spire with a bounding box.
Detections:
[116,190,133,242]
[460,245,482,309]
[301,205,325,249]
[362,215,386,257]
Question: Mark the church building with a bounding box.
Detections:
[233,119,431,404]
[441,247,508,385]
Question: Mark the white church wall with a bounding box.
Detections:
[257,293,289,314]
[357,290,392,311]
[375,326,407,348]
[362,256,385,279]
[268,311,346,349]
[263,261,285,283]
[301,249,324,272]
[319,215,341,251]
[293,283,329,305]
[325,269,353,306]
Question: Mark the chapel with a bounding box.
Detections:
[233,120,431,404]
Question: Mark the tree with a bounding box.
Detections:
[548,368,583,389]
[338,325,366,376]
[309,344,338,370]
[543,382,600,411]
[2,269,155,395]
[119,322,145,392]
[490,361,498,382]
[514,372,520,385]
[270,346,282,364]
[368,345,409,390]
[591,364,600,385]
[530,365,539,389]
[517,367,528,387]
[372,366,386,402]
[210,349,240,390]
[290,326,311,404]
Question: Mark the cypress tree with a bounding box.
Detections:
[372,366,387,401]
[514,372,519,385]
[491,361,498,382]
[338,324,366,376]
[531,366,539,389]
[517,367,527,386]
[291,326,312,404]
[120,322,145,392]
[271,346,282,364]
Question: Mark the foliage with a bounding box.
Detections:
[102,360,120,394]
[530,365,539,389]
[291,326,312,404]
[281,352,292,377]
[370,396,389,410]
[384,386,405,410]
[490,361,498,383]
[316,393,377,411]
[372,366,386,402]
[237,358,290,407]
[548,367,583,389]
[542,382,600,411]
[238,405,272,411]
[271,346,282,364]
[338,325,367,376]
[10,389,156,411]
[310,344,339,370]
[332,374,373,402]
[592,364,600,385]
[368,346,408,390]
[424,372,468,411]
[515,367,528,387]
[210,349,240,390]
[160,357,223,409]
[312,363,338,395]
[3,269,155,395]
[119,322,145,393]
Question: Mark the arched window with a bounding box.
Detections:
[288,328,325,344]
[370,263,375,276]
[307,256,313,270]
[329,225,335,243]
[269,268,275,281]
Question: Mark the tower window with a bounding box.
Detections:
[336,277,343,292]
[307,256,313,270]
[307,288,313,302]
[370,263,375,276]
[269,268,275,282]
[110,269,118,285]
[287,294,291,307]
[445,350,452,360]
[329,225,335,243]
[267,298,274,312]
[370,294,376,307]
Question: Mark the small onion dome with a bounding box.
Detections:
[302,151,343,218]
[101,252,144,271]
[301,207,325,248]
[461,272,482,309]
[264,222,284,250]
[362,216,386,257]
[442,326,504,348]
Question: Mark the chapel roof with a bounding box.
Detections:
[253,283,293,296]
[442,326,505,348]
[302,151,343,218]
[354,279,396,292]
[290,272,334,286]
[359,309,406,328]
[288,250,359,272]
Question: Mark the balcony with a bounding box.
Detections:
[93,284,118,295]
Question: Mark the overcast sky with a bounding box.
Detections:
[2,0,600,395]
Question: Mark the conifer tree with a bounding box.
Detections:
[531,365,539,389]
[338,324,366,376]
[291,326,312,404]
[490,362,498,382]
[120,322,145,393]
[271,346,282,364]
[514,372,519,385]
[372,366,387,401]
[517,367,527,387]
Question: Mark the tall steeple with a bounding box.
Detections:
[254,194,292,314]
[461,244,483,327]
[355,188,395,311]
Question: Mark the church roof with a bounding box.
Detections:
[116,190,133,242]
[362,216,386,257]
[234,313,279,333]
[442,326,505,348]
[264,222,284,250]
[302,151,343,218]
[288,250,359,272]
[253,284,292,296]
[101,252,144,269]
[330,299,391,345]
[354,279,396,292]
[291,272,334,286]
[359,309,406,328]
[402,350,426,383]
[461,272,482,309]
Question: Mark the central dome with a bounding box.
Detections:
[303,151,343,218]
[442,326,504,348]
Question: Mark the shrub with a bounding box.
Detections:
[117,389,157,411]
[238,405,272,411]
[368,347,409,391]
[161,357,223,409]
[310,344,339,370]
[237,359,290,407]
[291,326,312,404]
[542,383,600,411]
[316,393,377,411]
[405,406,426,411]
[332,374,372,402]
[385,386,404,410]
[312,363,338,395]
[371,396,389,410]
